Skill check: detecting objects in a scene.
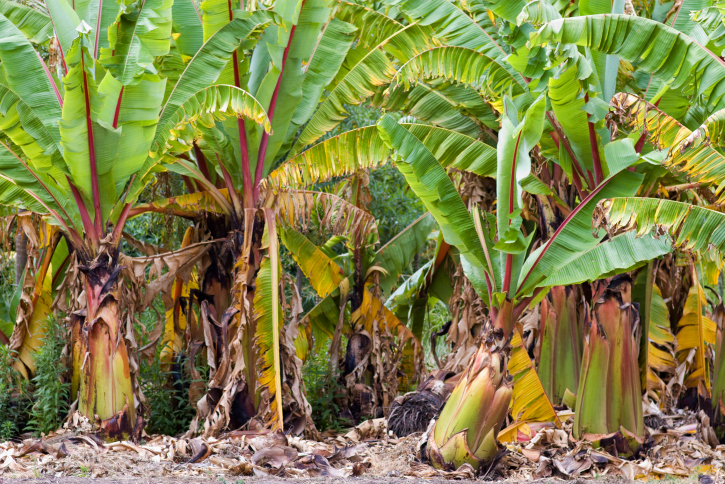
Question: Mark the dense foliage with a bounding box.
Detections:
[2,0,725,475]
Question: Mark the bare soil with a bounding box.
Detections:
[0,478,676,484]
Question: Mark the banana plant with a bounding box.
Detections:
[280,211,436,420]
[125,0,449,436]
[376,76,673,467]
[0,0,270,439]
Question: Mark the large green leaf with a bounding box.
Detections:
[373,213,437,296]
[172,0,204,58]
[377,114,492,303]
[516,170,643,297]
[531,15,725,113]
[44,0,80,59]
[380,81,494,136]
[496,94,545,293]
[516,0,561,27]
[381,0,526,87]
[154,15,267,149]
[59,26,152,222]
[285,17,357,146]
[58,28,108,220]
[542,232,672,286]
[0,84,63,180]
[0,143,80,232]
[289,22,436,156]
[0,0,53,43]
[548,59,596,176]
[153,84,271,157]
[101,0,174,84]
[108,75,168,194]
[266,124,497,190]
[0,13,62,157]
[471,0,526,24]
[600,198,725,254]
[249,0,331,180]
[390,46,530,103]
[0,175,49,215]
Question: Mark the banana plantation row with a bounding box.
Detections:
[1,0,725,473]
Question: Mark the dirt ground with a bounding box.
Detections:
[0,479,696,484]
[1,415,722,482]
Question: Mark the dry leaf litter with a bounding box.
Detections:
[1,410,723,481]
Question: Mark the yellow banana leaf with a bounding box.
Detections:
[129,189,232,219]
[160,227,199,367]
[499,326,561,443]
[646,284,677,401]
[253,209,284,431]
[279,224,344,298]
[676,274,717,393]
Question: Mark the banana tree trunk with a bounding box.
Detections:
[538,285,583,405]
[71,250,136,440]
[574,275,644,445]
[193,210,267,435]
[425,299,514,471]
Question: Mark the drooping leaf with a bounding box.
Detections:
[266,124,497,190]
[390,46,530,102]
[517,170,643,297]
[154,15,268,149]
[0,0,53,43]
[600,198,725,254]
[290,22,436,155]
[675,277,717,392]
[254,209,284,430]
[279,225,344,299]
[377,114,492,304]
[12,235,57,378]
[153,84,271,156]
[516,0,561,27]
[160,227,198,366]
[270,189,379,247]
[381,0,526,86]
[542,231,673,287]
[0,13,63,159]
[531,15,725,113]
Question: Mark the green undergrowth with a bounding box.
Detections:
[0,315,69,440]
[26,316,70,435]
